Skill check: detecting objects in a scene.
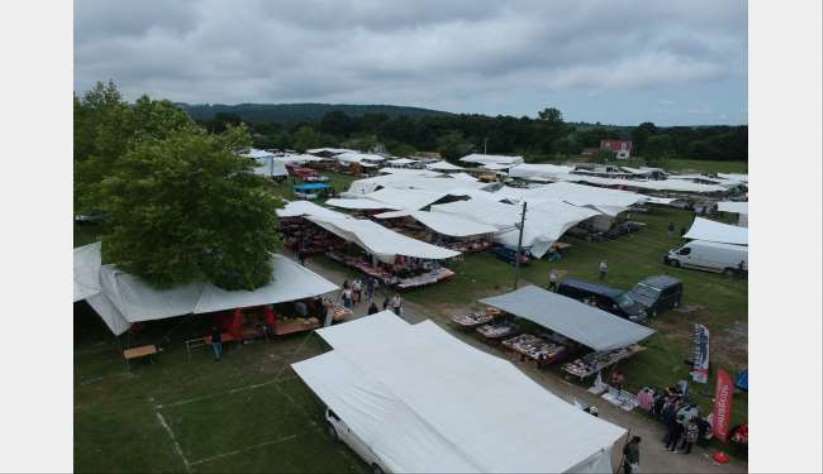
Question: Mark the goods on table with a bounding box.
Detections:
[502,334,566,362]
[397,267,455,289]
[476,320,519,339]
[562,345,644,379]
[451,309,497,328]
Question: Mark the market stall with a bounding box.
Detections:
[479,286,654,372]
[450,307,502,328]
[375,209,497,253]
[502,333,568,366]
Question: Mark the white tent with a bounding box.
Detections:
[493,182,647,216]
[326,198,401,211]
[684,217,748,246]
[375,210,499,238]
[481,163,513,171]
[507,163,575,180]
[430,195,599,257]
[306,215,460,262]
[563,175,729,194]
[717,201,748,215]
[346,174,487,195]
[327,188,452,212]
[450,172,479,182]
[276,200,351,220]
[74,248,340,335]
[425,160,465,172]
[336,152,387,164]
[293,311,626,473]
[386,158,417,167]
[240,148,275,160]
[276,153,328,164]
[459,153,524,166]
[480,286,655,352]
[74,242,102,302]
[307,147,356,156]
[378,168,442,178]
[252,157,288,178]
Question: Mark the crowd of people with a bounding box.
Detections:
[339,277,403,318]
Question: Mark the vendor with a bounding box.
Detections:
[611,369,625,391]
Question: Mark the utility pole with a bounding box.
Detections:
[513,201,527,290]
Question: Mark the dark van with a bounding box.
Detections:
[625,275,683,317]
[557,277,646,322]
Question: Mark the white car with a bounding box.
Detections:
[325,408,390,474]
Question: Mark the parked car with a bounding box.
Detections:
[603,221,644,240]
[625,275,683,317]
[664,240,748,277]
[556,277,647,322]
[326,408,389,474]
[491,245,530,266]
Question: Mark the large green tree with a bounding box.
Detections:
[98,124,280,290]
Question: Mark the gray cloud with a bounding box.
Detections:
[74,0,747,125]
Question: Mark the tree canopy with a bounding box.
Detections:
[75,82,280,290]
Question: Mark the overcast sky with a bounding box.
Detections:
[75,0,747,126]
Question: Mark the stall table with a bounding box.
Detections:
[476,321,519,340]
[562,345,645,380]
[123,344,161,369]
[274,317,320,336]
[502,334,567,366]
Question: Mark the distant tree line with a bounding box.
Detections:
[197,108,748,163]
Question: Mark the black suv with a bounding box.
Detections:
[625,275,683,317]
[556,277,647,322]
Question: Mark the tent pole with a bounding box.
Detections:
[513,201,527,289]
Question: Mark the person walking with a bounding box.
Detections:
[366,277,376,302]
[667,222,675,238]
[210,326,223,362]
[367,301,379,315]
[351,278,362,305]
[622,436,641,474]
[666,413,686,452]
[382,295,390,311]
[341,286,353,310]
[599,260,608,280]
[391,294,403,317]
[548,269,559,291]
[297,247,307,266]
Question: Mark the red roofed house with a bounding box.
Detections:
[600,139,633,160]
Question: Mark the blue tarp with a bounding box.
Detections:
[295,183,331,191]
[736,369,748,391]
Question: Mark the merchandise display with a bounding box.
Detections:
[562,345,644,379]
[502,333,567,363]
[476,320,519,339]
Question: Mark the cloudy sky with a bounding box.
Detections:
[75,0,747,126]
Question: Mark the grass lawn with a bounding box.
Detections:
[74,303,368,473]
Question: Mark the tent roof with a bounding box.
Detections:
[375,210,499,238]
[378,168,442,178]
[459,154,524,166]
[336,152,387,163]
[717,201,748,215]
[276,200,351,220]
[564,175,729,194]
[450,172,479,182]
[426,160,464,171]
[684,217,748,245]
[76,249,339,332]
[306,215,460,261]
[295,311,625,473]
[326,198,399,210]
[386,158,417,166]
[346,174,487,195]
[507,163,575,179]
[74,242,102,302]
[480,286,655,351]
[240,148,275,159]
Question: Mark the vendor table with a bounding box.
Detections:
[562,345,645,380]
[123,344,161,369]
[450,308,501,328]
[476,321,519,340]
[502,334,566,365]
[274,317,320,336]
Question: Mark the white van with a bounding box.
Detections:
[325,408,389,474]
[664,240,748,276]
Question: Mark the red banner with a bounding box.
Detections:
[712,369,734,442]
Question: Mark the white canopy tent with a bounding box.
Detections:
[74,247,340,335]
[480,286,655,352]
[481,163,514,171]
[683,217,748,246]
[305,215,460,263]
[562,175,729,194]
[335,152,387,165]
[326,198,401,211]
[293,311,626,473]
[378,168,442,178]
[307,147,356,156]
[241,148,289,178]
[459,153,524,166]
[451,172,479,182]
[346,174,488,195]
[507,163,576,180]
[430,195,600,257]
[327,188,453,212]
[493,182,647,217]
[717,201,748,215]
[276,200,351,220]
[386,158,417,167]
[425,160,464,172]
[375,210,499,238]
[74,242,102,302]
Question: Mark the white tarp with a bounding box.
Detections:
[307,147,356,155]
[74,242,102,302]
[717,201,748,215]
[276,153,328,164]
[378,168,442,178]
[508,163,575,180]
[480,286,655,352]
[426,160,464,171]
[562,175,729,194]
[294,311,625,473]
[276,200,351,220]
[684,217,748,246]
[336,152,387,164]
[252,157,289,178]
[346,174,487,195]
[240,148,275,160]
[459,154,524,166]
[481,163,513,171]
[327,188,451,212]
[306,215,460,262]
[326,198,401,211]
[193,255,340,313]
[430,196,599,257]
[493,182,647,216]
[375,210,499,238]
[451,172,479,182]
[75,247,339,334]
[386,158,417,166]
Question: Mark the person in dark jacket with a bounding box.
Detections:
[367,301,379,315]
[210,326,223,361]
[666,414,686,451]
[622,436,641,474]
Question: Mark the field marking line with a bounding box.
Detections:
[188,434,299,467]
[155,375,300,410]
[155,411,191,473]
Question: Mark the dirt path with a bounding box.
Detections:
[297,253,747,474]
